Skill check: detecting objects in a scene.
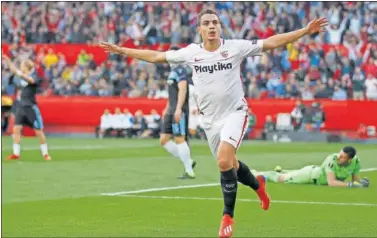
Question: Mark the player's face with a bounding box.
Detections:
[337,151,351,166]
[198,14,221,42]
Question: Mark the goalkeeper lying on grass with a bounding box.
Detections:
[253,146,369,188]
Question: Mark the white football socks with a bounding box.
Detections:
[40,144,48,156]
[163,140,180,158]
[176,142,194,174]
[260,171,280,183]
[13,144,20,156]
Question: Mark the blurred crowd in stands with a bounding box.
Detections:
[2,2,377,100]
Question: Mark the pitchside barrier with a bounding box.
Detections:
[5,97,376,137]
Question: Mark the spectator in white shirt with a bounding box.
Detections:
[141,109,161,138]
[349,12,361,36]
[326,15,347,44]
[301,84,314,100]
[99,108,113,139]
[148,109,161,130]
[365,74,377,100]
[290,101,305,131]
[153,84,169,99]
[327,5,341,25]
[112,107,125,137]
[122,108,134,138]
[343,36,363,62]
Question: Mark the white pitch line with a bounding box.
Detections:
[100,168,377,196]
[360,168,377,172]
[100,183,219,196]
[1,143,156,151]
[113,194,377,207]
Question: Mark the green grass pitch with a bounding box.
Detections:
[2,137,377,237]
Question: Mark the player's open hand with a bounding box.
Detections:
[305,17,328,35]
[174,108,182,123]
[349,180,369,188]
[99,42,122,54]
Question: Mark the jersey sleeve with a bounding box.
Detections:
[232,39,264,58]
[353,156,361,175]
[30,70,40,85]
[323,155,337,173]
[165,44,194,66]
[176,67,189,82]
[188,84,199,110]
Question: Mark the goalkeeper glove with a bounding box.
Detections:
[348,178,369,188]
[348,181,364,188]
[358,177,370,188]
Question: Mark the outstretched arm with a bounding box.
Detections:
[99,42,168,63]
[174,80,188,123]
[263,18,328,52]
[177,81,188,112]
[2,54,36,84]
[327,172,367,188]
[326,172,349,187]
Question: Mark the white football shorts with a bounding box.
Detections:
[204,109,248,158]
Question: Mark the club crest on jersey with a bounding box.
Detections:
[220,51,228,58]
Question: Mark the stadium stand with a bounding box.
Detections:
[2,2,377,100]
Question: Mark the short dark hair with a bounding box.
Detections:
[343,146,356,159]
[197,9,220,26]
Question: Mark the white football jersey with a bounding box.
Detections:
[188,84,198,112]
[166,39,263,125]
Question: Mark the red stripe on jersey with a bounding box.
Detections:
[242,97,248,105]
[236,113,248,149]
